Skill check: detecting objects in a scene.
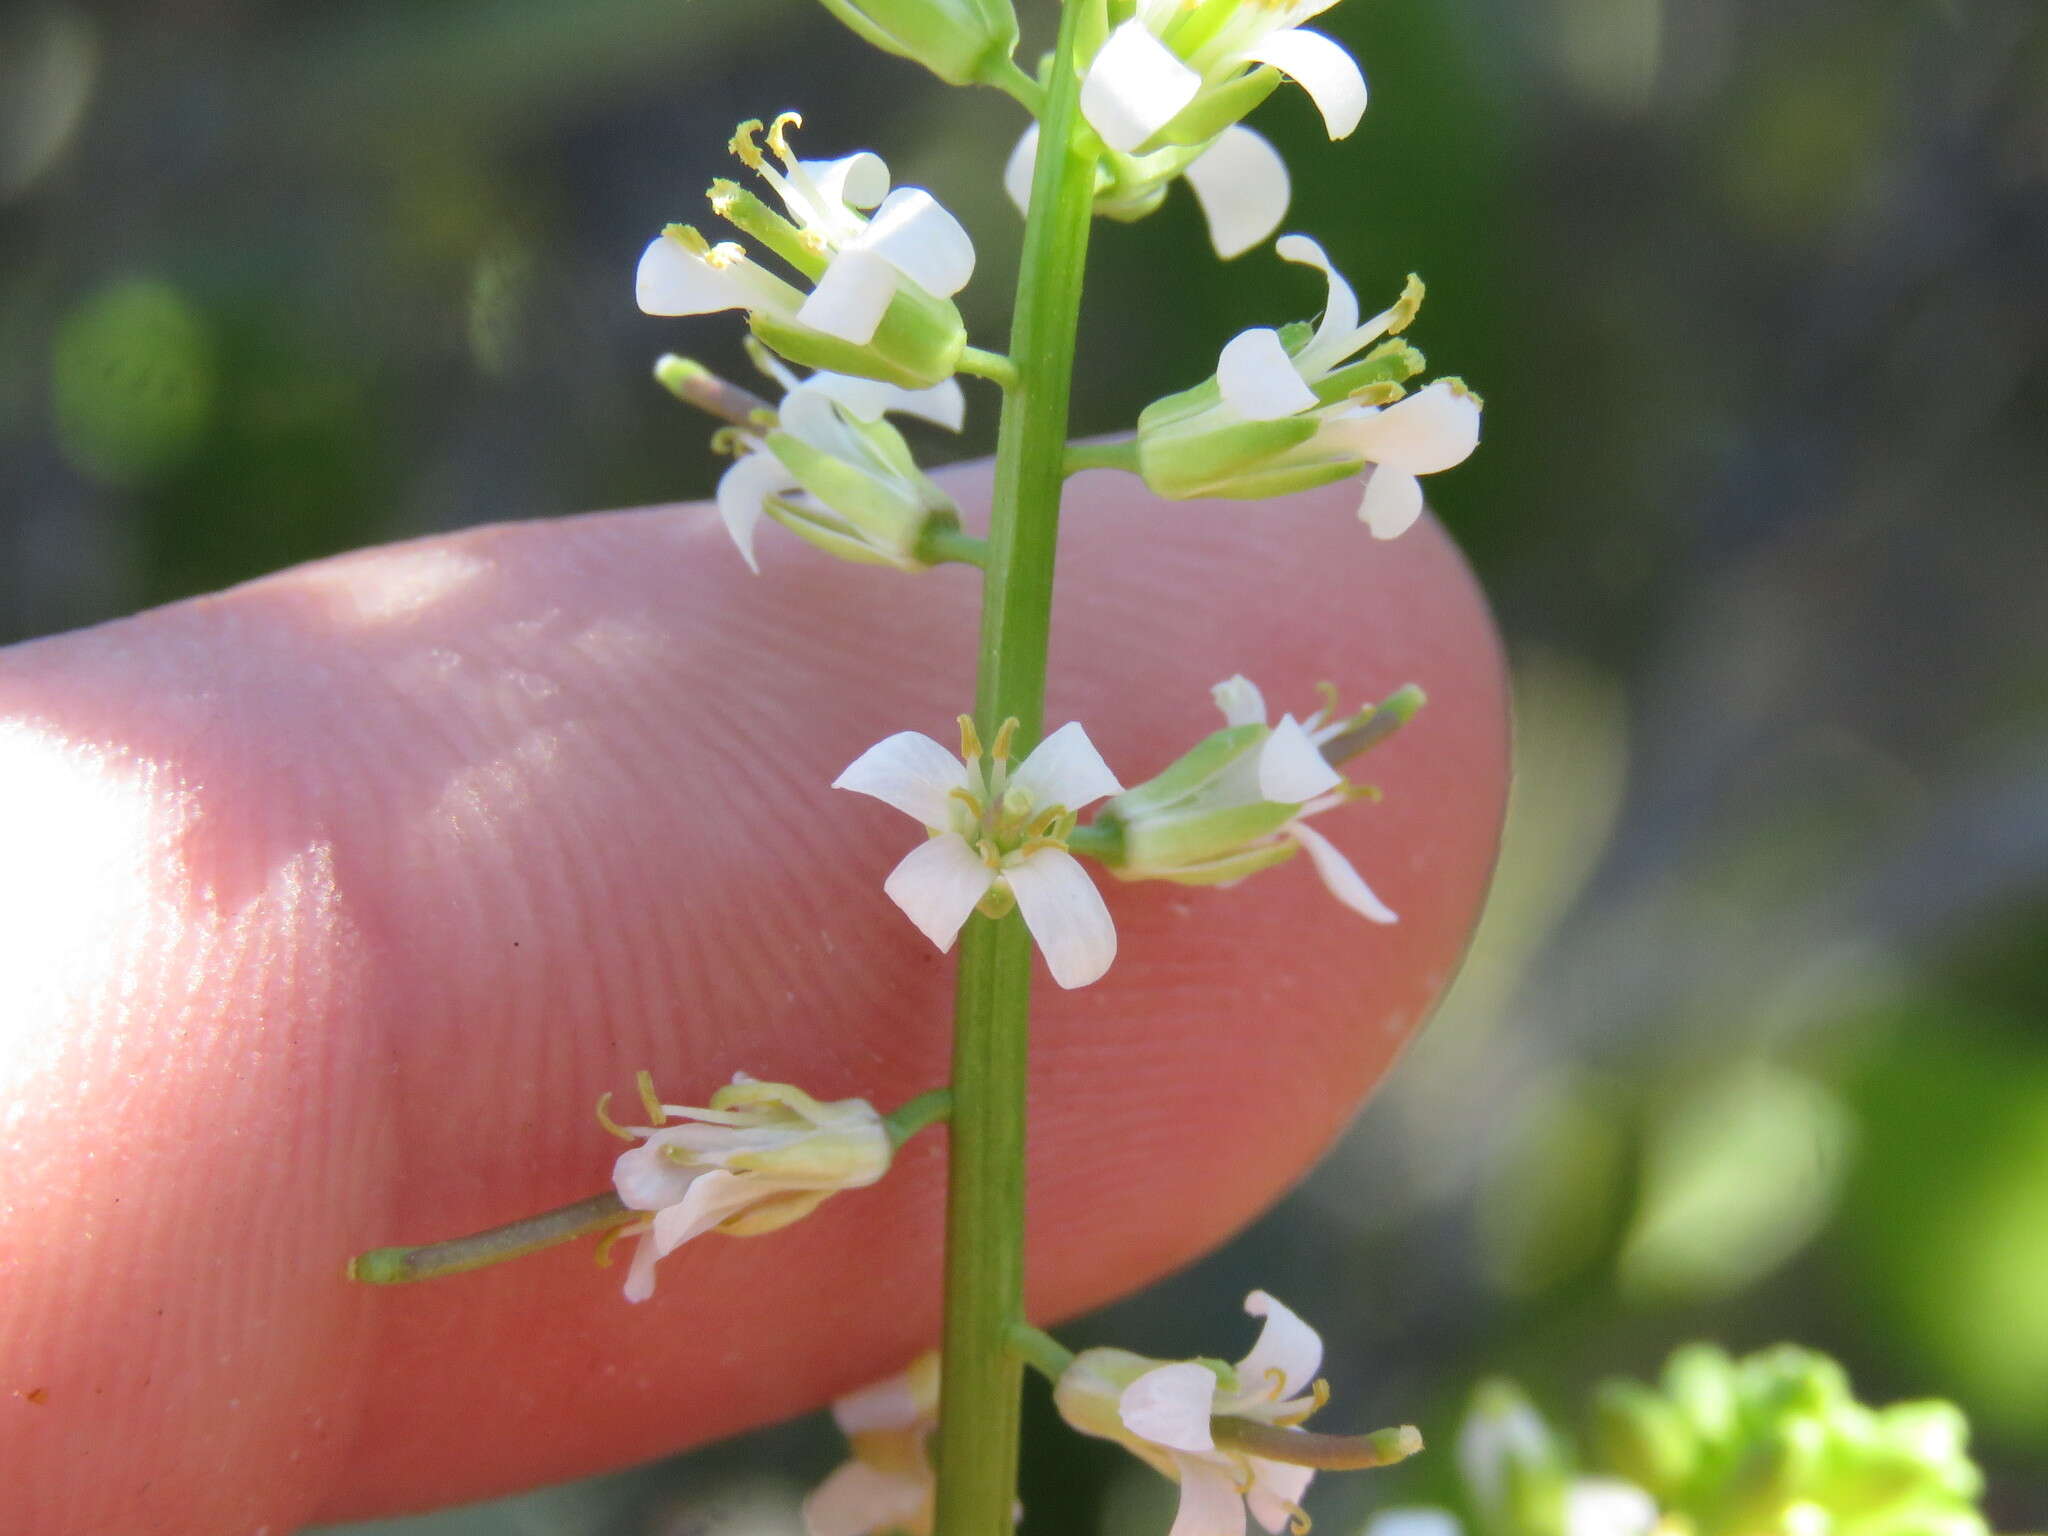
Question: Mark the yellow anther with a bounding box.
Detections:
[705,241,749,270]
[1441,376,1485,409]
[594,1092,636,1142]
[958,713,984,762]
[706,178,739,213]
[990,716,1020,763]
[1386,273,1426,335]
[1350,381,1407,406]
[1016,834,1067,858]
[1023,805,1064,840]
[1286,1500,1313,1535]
[978,838,1003,871]
[728,118,768,169]
[708,427,750,457]
[1274,1377,1333,1427]
[765,112,804,167]
[663,223,712,255]
[1315,680,1342,720]
[948,785,985,819]
[636,1069,666,1125]
[800,230,830,254]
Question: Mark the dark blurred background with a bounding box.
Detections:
[3,0,2044,1531]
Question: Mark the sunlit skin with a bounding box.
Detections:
[0,464,1507,1535]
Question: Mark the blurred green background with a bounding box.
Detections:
[3,0,2044,1531]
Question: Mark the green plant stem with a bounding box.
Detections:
[884,1087,955,1146]
[933,0,1100,1530]
[1009,1322,1078,1382]
[917,524,991,568]
[1062,436,1139,475]
[959,346,1020,388]
[984,56,1046,115]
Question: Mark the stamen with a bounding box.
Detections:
[1385,273,1426,336]
[727,119,767,170]
[979,839,1003,871]
[636,1070,666,1125]
[765,111,804,167]
[989,717,1019,763]
[1349,381,1407,406]
[958,713,984,763]
[663,223,713,255]
[592,1220,637,1269]
[1265,1366,1289,1400]
[704,241,750,270]
[948,785,986,819]
[1273,1378,1333,1427]
[594,1092,637,1142]
[1286,1500,1313,1535]
[1016,834,1069,858]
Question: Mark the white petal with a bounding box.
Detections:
[716,451,797,573]
[649,1167,765,1254]
[804,150,890,210]
[1245,1460,1316,1534]
[1121,1362,1220,1451]
[622,1230,662,1302]
[1236,1291,1325,1400]
[1218,328,1317,420]
[884,833,997,953]
[1004,125,1039,216]
[1273,233,1361,377]
[613,1136,704,1212]
[804,1461,929,1536]
[1241,28,1368,139]
[1008,720,1124,811]
[833,1371,927,1435]
[1212,675,1269,728]
[833,731,972,828]
[806,372,966,431]
[1004,848,1117,989]
[1365,1510,1466,1536]
[1257,717,1343,803]
[1287,820,1397,923]
[1346,380,1483,474]
[798,247,902,344]
[636,235,753,316]
[1081,20,1201,152]
[1183,126,1291,260]
[1567,1480,1660,1536]
[1358,465,1425,540]
[853,186,976,298]
[1169,1454,1250,1536]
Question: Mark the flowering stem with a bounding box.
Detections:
[917,525,991,568]
[934,0,1100,1530]
[984,56,1046,115]
[1061,437,1138,475]
[347,1192,632,1284]
[1008,1322,1077,1382]
[883,1087,955,1146]
[959,346,1021,389]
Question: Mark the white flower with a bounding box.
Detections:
[1138,234,1482,538]
[1095,674,1400,923]
[605,1073,890,1302]
[707,349,965,572]
[1080,2,1368,156]
[1054,1291,1341,1536]
[834,715,1124,989]
[1003,121,1291,260]
[637,113,973,387]
[805,1354,942,1536]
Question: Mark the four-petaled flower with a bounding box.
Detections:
[1137,235,1482,539]
[835,715,1124,989]
[1097,674,1400,922]
[605,1073,890,1303]
[805,1354,942,1536]
[1079,0,1368,156]
[1054,1291,1336,1536]
[708,349,965,572]
[638,113,974,388]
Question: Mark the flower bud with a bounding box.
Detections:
[811,0,1021,89]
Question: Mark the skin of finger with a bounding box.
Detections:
[0,464,1506,1534]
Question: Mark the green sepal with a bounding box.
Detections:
[1121,799,1299,872]
[1136,415,1321,498]
[766,501,905,568]
[812,0,1021,86]
[749,285,966,390]
[1183,454,1361,502]
[1137,375,1222,432]
[1109,724,1266,820]
[1112,838,1300,887]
